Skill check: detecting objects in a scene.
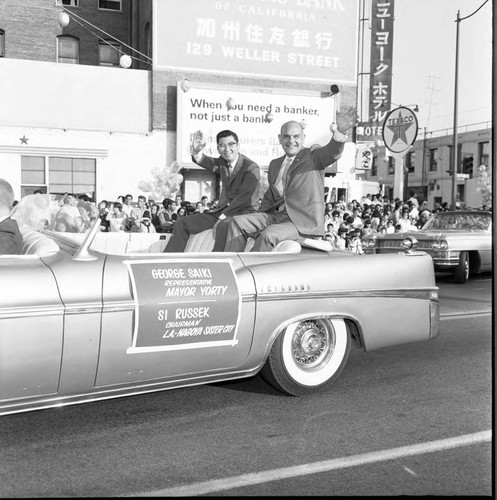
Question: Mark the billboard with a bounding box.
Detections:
[176,82,339,167]
[154,0,358,84]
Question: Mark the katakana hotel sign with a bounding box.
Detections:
[356,0,394,143]
[153,0,358,84]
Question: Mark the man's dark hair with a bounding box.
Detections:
[216,130,239,144]
[162,198,175,210]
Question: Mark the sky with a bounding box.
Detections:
[389,0,492,133]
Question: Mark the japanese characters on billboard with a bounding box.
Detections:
[356,0,394,143]
[177,82,338,168]
[153,0,358,84]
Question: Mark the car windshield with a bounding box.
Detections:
[11,194,97,234]
[422,212,491,231]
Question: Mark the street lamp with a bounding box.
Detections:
[451,0,490,210]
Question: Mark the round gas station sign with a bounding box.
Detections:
[382,106,419,154]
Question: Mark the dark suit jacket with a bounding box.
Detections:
[0,217,23,255]
[193,153,260,217]
[259,137,344,236]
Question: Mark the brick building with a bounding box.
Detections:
[0,0,370,204]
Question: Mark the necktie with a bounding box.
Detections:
[275,156,293,195]
[226,163,232,180]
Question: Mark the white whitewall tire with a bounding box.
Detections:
[261,318,351,396]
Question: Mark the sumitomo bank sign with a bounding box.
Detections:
[153,0,358,84]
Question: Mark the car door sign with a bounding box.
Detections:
[125,259,241,353]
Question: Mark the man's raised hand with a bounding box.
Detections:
[336,106,359,134]
[191,130,206,156]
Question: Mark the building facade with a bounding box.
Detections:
[2,1,489,210]
[364,122,492,209]
[1,0,372,205]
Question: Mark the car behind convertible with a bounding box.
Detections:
[362,210,492,283]
[0,195,439,416]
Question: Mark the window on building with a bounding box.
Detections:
[99,40,121,66]
[98,0,122,11]
[57,35,79,64]
[21,156,46,197]
[479,141,489,168]
[405,151,415,174]
[0,30,5,58]
[387,156,395,175]
[21,155,96,197]
[429,148,437,172]
[50,157,96,194]
[371,156,378,177]
[61,0,79,6]
[461,155,474,178]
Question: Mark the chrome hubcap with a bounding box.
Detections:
[292,320,333,370]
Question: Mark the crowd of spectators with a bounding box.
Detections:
[94,193,217,234]
[44,190,490,255]
[319,191,490,254]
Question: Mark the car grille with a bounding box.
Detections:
[377,240,400,248]
[376,240,433,250]
[374,239,434,253]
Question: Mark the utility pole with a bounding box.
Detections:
[422,75,438,199]
[451,10,460,210]
[421,126,427,196]
[451,0,490,210]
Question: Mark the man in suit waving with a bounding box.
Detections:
[164,129,260,252]
[223,106,357,252]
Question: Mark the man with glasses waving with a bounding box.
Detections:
[164,129,260,252]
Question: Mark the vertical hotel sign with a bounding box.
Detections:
[356,0,394,143]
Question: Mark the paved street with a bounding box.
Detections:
[0,274,492,497]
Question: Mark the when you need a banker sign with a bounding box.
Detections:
[153,0,358,83]
[126,259,241,353]
[177,83,338,167]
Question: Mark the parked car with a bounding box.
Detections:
[363,210,492,283]
[0,195,439,416]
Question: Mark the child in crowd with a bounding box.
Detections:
[336,226,349,250]
[137,210,156,233]
[348,229,364,254]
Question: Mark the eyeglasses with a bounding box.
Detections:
[217,141,238,150]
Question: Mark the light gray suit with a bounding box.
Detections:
[224,136,345,252]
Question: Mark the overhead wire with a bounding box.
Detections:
[59,6,152,66]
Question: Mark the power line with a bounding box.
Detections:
[58,3,152,66]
